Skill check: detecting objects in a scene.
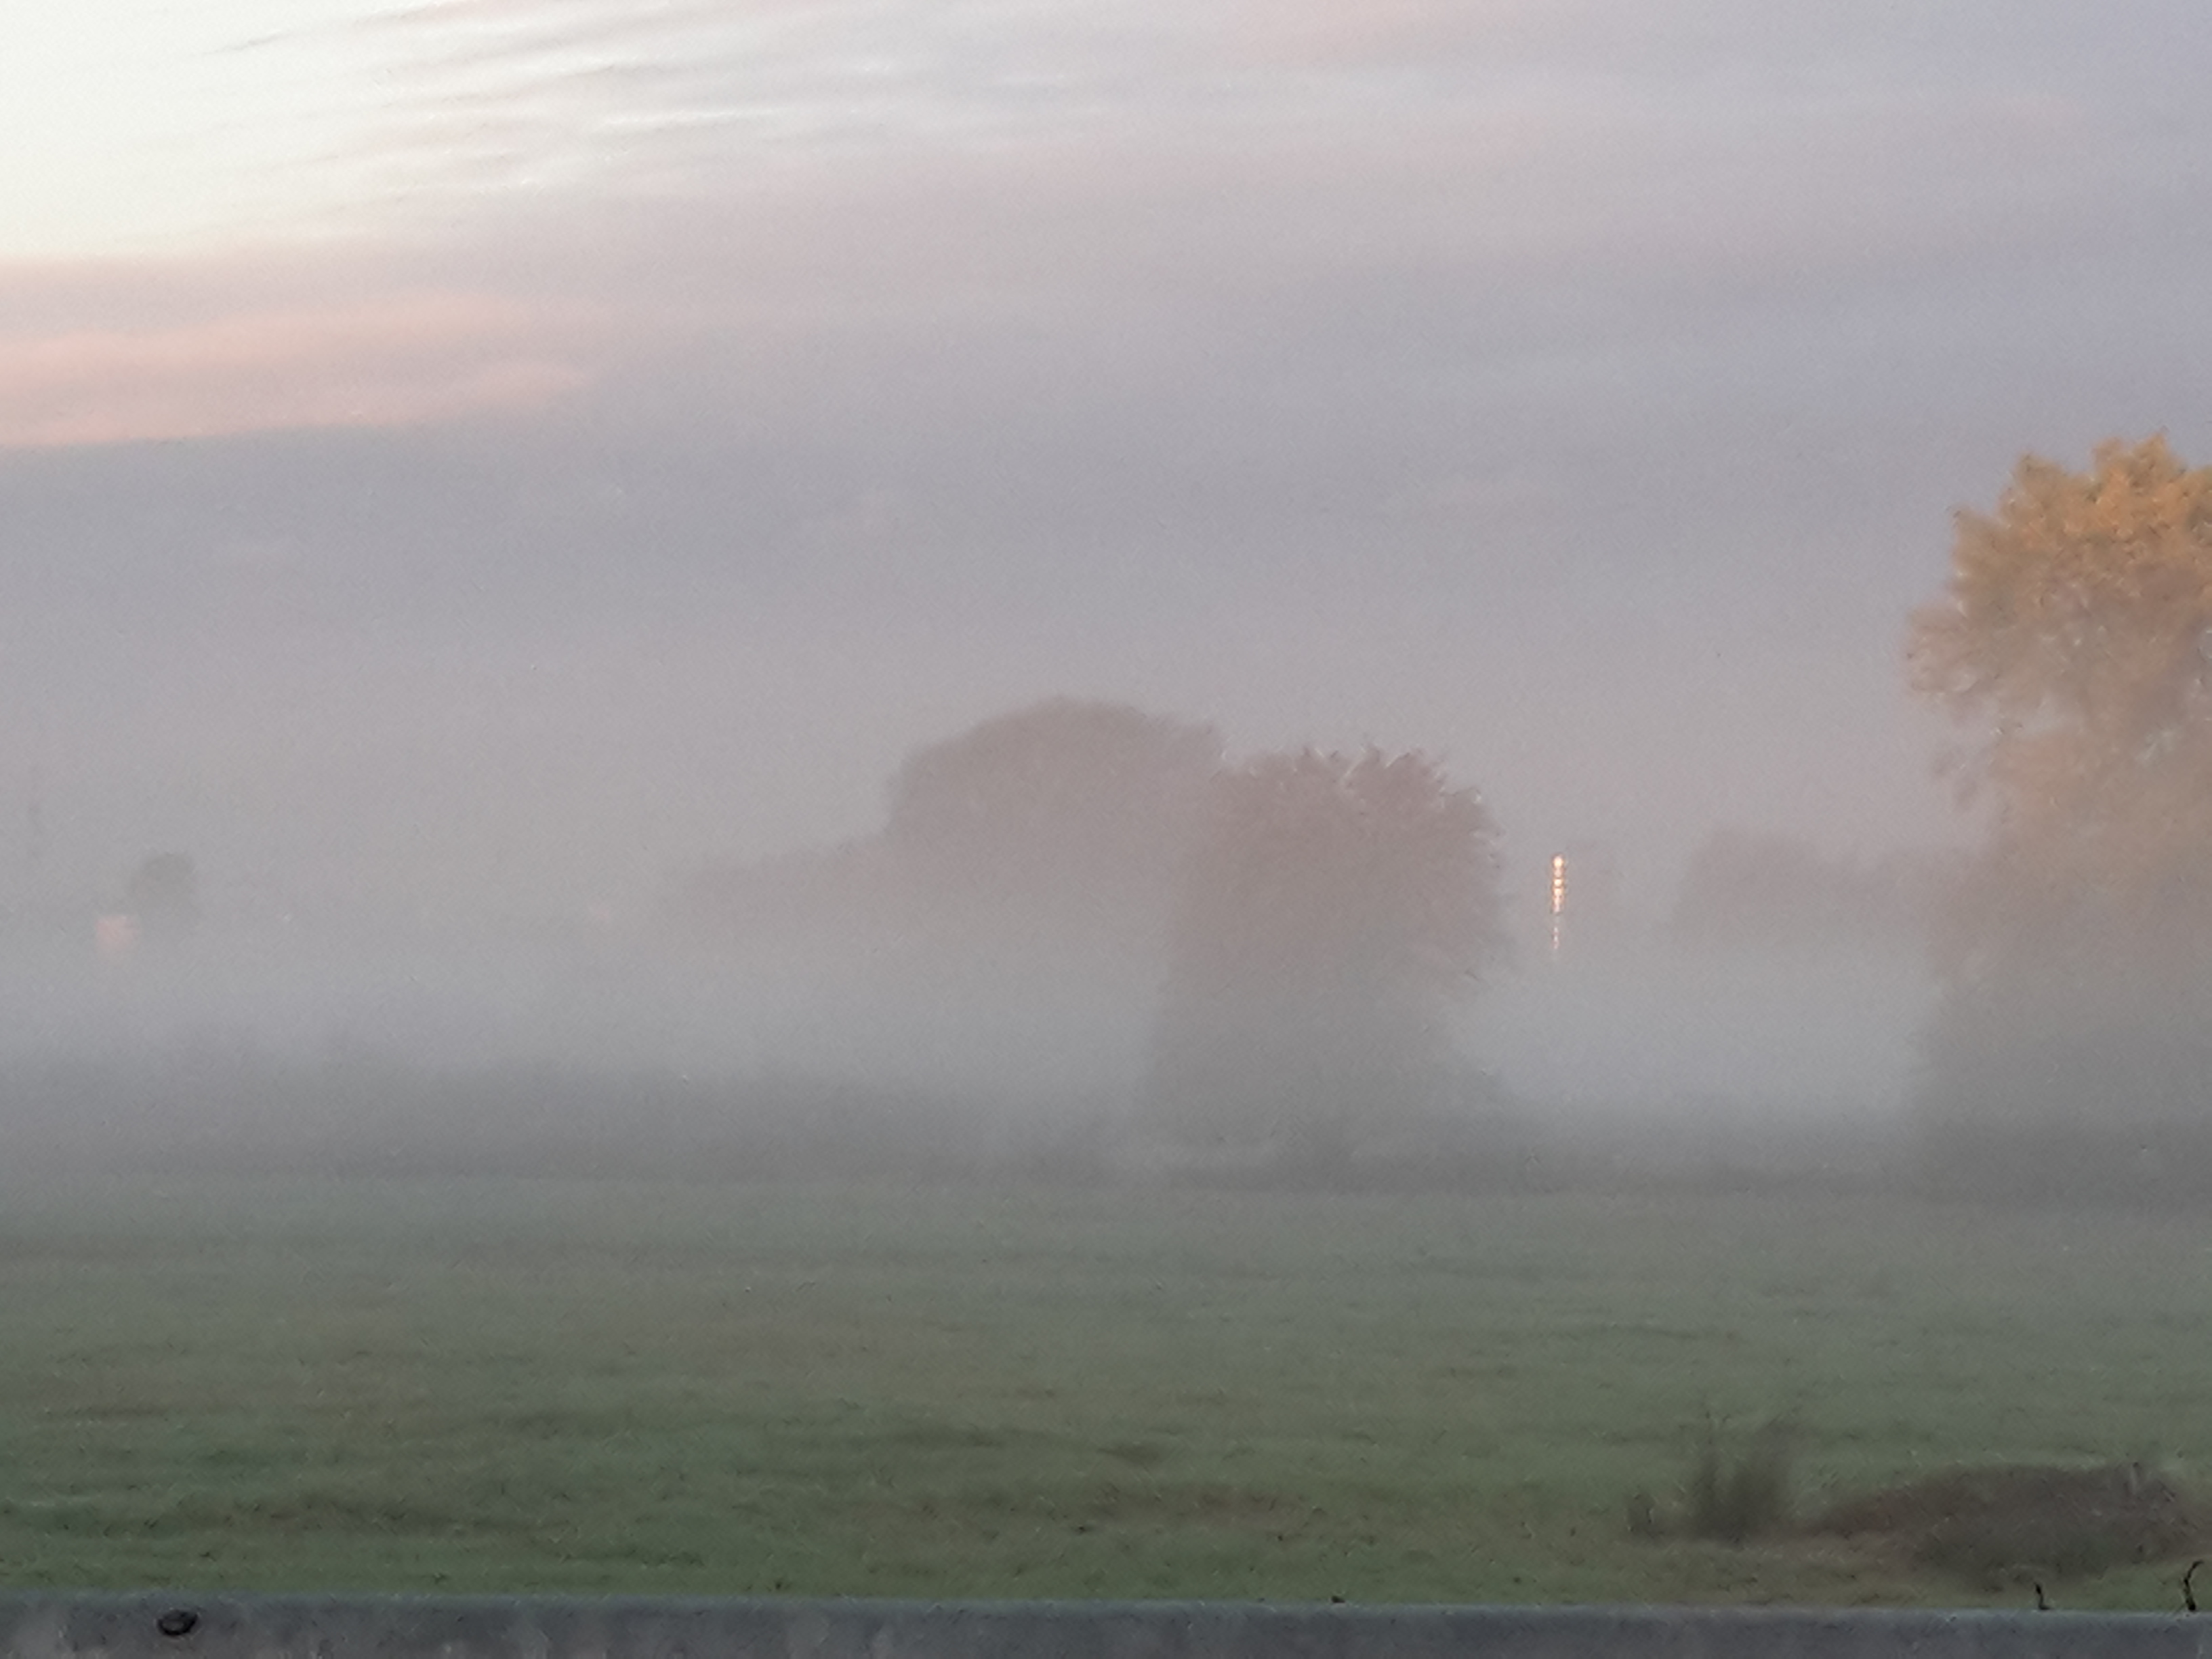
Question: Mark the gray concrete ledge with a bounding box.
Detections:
[3,1595,2210,1659]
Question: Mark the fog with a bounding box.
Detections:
[0,692,1942,1190]
[6,2,2212,1197]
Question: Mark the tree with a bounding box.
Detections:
[880,698,1222,945]
[1908,438,2212,1174]
[663,698,1220,953]
[1143,747,1504,1174]
[1911,436,2212,961]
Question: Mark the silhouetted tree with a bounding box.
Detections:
[662,699,1225,1109]
[881,698,1222,945]
[663,698,1219,954]
[1143,747,1503,1176]
[1908,438,2212,1184]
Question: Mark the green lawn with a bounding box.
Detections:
[2,1174,2208,1606]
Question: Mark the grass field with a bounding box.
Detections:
[3,1173,2210,1607]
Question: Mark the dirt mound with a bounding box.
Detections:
[1813,1463,2203,1583]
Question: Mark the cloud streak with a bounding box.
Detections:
[16,0,2207,445]
[0,292,593,449]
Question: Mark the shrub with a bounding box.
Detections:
[1814,1462,2203,1584]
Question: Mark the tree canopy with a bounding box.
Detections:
[1909,436,2212,964]
[1144,747,1503,1168]
[882,697,1222,940]
[1909,438,2212,1170]
[671,698,1220,951]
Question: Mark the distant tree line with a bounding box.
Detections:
[654,434,2212,1200]
[1666,831,1954,956]
[669,699,1507,1183]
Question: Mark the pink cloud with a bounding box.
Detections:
[0,289,592,449]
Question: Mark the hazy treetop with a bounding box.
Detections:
[1168,747,1503,1001]
[1912,436,2212,752]
[1910,437,2212,964]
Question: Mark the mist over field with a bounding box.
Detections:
[3,3,2209,1202]
[14,5,2212,1616]
[0,695,1944,1190]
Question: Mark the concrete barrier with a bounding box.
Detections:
[3,1595,2211,1659]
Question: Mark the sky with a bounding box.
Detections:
[4,0,2211,927]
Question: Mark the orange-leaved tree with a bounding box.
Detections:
[1908,437,2212,1179]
